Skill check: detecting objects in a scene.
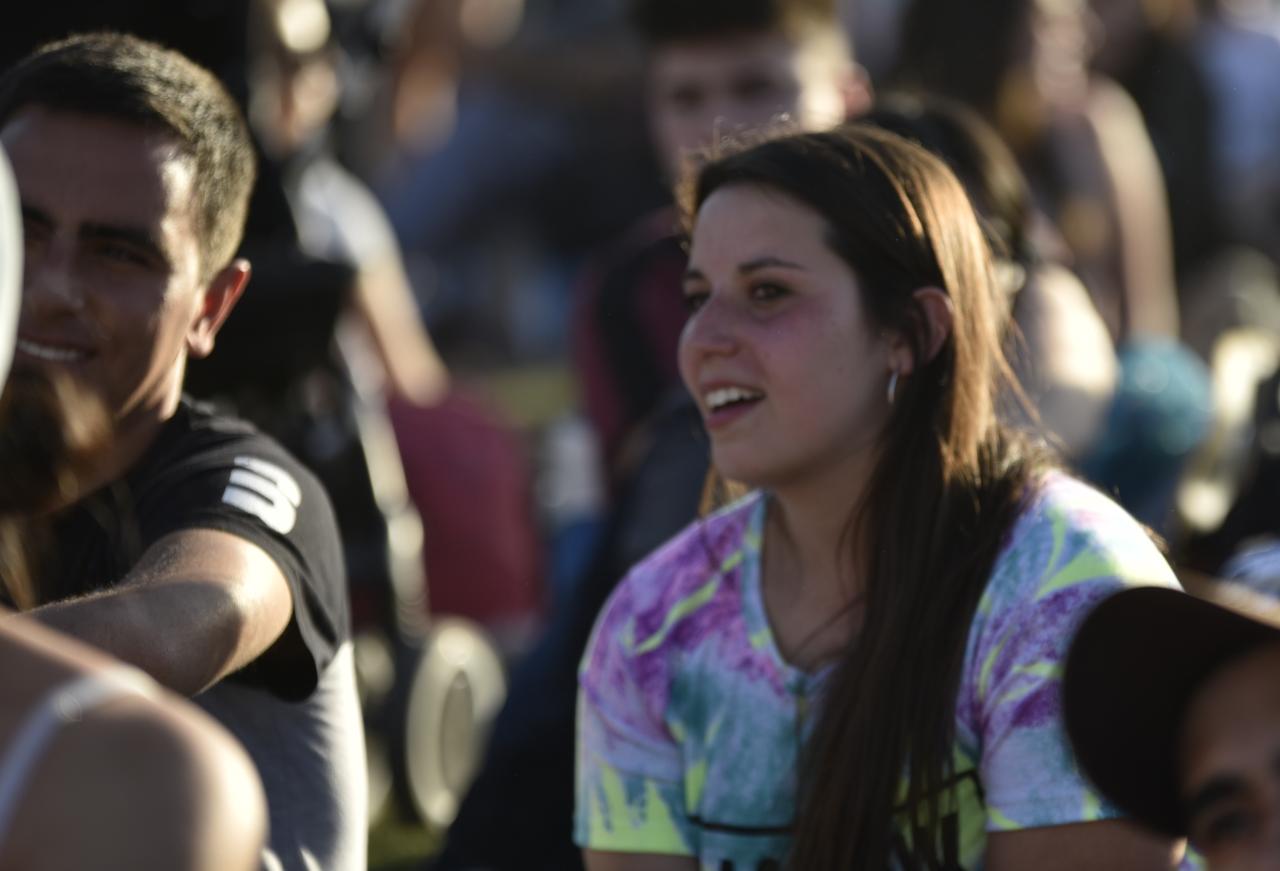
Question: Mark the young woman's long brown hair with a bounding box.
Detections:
[683,125,1047,868]
[0,368,108,608]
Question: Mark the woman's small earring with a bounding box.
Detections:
[887,371,899,405]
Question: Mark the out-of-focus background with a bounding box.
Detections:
[4,0,1280,866]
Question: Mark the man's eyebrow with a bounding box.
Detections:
[79,222,167,264]
[20,206,168,265]
[1186,775,1246,820]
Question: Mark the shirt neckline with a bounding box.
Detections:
[739,494,836,696]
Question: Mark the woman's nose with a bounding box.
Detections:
[680,291,740,359]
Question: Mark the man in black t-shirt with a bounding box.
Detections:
[0,33,365,869]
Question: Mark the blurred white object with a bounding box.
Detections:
[1178,328,1280,532]
[538,412,605,525]
[403,618,507,830]
[275,0,331,54]
[0,145,20,390]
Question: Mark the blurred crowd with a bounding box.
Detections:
[1,0,1279,868]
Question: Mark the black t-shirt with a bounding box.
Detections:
[30,397,348,701]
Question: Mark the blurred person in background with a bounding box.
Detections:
[576,0,868,488]
[1086,0,1280,363]
[862,94,1118,463]
[1065,583,1280,870]
[212,0,443,650]
[249,0,546,658]
[0,135,266,871]
[893,0,1179,345]
[0,0,251,88]
[890,0,1214,536]
[371,0,665,365]
[225,3,543,835]
[1081,0,1280,568]
[0,33,366,870]
[1087,0,1220,283]
[428,2,867,869]
[839,0,907,82]
[246,0,448,409]
[1181,359,1280,596]
[1190,0,1280,272]
[237,0,556,654]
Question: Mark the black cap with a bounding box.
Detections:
[1063,585,1280,837]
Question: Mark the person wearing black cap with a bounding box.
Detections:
[1065,583,1280,869]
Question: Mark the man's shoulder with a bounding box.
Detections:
[120,398,340,565]
[149,398,294,471]
[140,400,350,694]
[136,400,327,519]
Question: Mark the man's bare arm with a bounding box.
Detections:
[350,256,449,406]
[22,528,294,695]
[584,850,699,871]
[986,819,1182,871]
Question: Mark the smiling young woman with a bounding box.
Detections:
[573,125,1190,870]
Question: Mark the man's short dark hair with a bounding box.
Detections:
[0,32,256,278]
[629,0,838,47]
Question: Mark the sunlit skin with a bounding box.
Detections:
[678,184,894,501]
[2,107,248,492]
[647,32,854,180]
[1179,642,1280,871]
[1027,0,1092,106]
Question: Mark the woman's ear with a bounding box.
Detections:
[884,287,955,376]
[913,286,954,366]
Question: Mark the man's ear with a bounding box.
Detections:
[885,286,955,376]
[187,259,251,359]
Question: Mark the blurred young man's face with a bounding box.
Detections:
[646,30,857,181]
[1179,643,1280,870]
[2,105,247,459]
[4,107,205,425]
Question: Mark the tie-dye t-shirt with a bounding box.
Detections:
[575,473,1186,870]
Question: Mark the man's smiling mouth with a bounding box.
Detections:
[16,337,93,363]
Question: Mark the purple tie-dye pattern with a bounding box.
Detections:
[577,474,1189,868]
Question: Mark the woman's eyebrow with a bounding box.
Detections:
[739,256,806,274]
[684,256,808,284]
